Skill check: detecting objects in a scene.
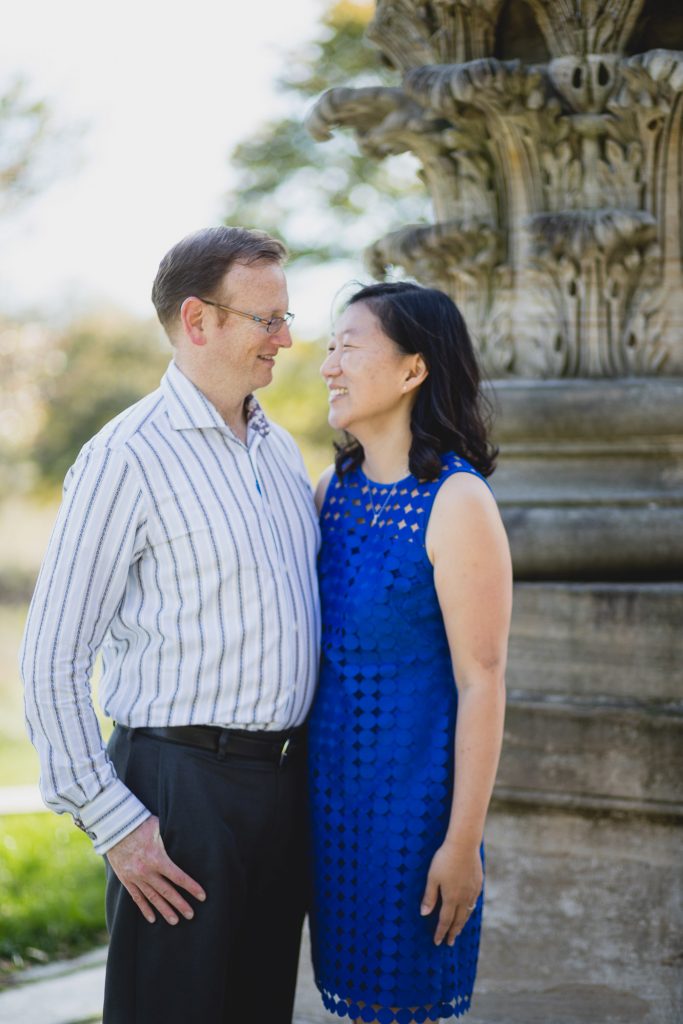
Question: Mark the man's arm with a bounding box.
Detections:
[20,443,151,852]
[20,442,206,924]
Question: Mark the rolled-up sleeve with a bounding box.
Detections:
[19,444,151,854]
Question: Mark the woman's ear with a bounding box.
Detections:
[404,354,428,392]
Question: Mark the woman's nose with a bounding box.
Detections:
[321,351,340,377]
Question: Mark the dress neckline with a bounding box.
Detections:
[358,466,414,489]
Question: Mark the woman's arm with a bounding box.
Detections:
[421,472,513,946]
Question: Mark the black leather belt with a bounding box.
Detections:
[128,724,305,766]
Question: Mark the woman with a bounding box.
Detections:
[308,281,512,1024]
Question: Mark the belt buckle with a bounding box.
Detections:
[278,737,291,767]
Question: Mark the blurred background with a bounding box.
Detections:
[0,0,432,982]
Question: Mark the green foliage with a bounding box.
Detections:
[31,315,170,490]
[223,0,430,265]
[0,814,106,983]
[260,337,335,481]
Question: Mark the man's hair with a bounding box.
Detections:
[151,226,287,334]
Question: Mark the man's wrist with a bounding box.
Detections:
[74,781,151,855]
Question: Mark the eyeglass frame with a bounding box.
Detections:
[196,297,295,335]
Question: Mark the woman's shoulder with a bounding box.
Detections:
[426,453,497,520]
[440,450,482,477]
[426,455,505,564]
[431,450,496,517]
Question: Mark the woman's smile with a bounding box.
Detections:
[328,386,349,402]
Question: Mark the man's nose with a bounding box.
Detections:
[273,323,293,348]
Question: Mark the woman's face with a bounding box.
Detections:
[321,301,418,435]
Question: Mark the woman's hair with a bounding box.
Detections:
[334,281,498,480]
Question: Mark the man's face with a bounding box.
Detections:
[202,260,292,393]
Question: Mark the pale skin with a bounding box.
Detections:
[106,259,293,924]
[319,302,512,1024]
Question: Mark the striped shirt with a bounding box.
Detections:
[20,360,321,854]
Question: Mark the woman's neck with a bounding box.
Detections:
[356,423,412,484]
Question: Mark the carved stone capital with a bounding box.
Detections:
[525,0,645,57]
[368,0,505,70]
[305,1,683,376]
[405,58,547,119]
[528,208,656,262]
[365,217,502,283]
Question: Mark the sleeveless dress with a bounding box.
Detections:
[308,452,490,1023]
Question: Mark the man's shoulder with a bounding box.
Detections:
[86,386,167,455]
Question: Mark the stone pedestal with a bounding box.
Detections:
[481,376,683,1020]
[306,2,683,1019]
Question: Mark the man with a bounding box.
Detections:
[20,227,321,1023]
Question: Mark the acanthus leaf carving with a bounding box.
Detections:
[306,2,683,376]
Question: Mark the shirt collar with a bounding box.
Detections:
[161,360,270,437]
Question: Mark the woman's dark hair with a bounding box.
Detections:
[334,281,498,480]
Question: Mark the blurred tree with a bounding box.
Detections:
[259,338,334,480]
[222,0,430,267]
[0,78,69,214]
[29,314,169,490]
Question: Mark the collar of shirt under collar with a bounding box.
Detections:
[161,360,270,438]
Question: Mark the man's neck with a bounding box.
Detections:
[174,358,249,442]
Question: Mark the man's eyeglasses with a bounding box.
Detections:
[197,297,294,336]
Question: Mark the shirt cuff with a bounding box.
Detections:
[73,779,151,855]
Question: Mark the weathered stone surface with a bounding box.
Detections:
[507,583,683,702]
[502,505,683,579]
[485,377,683,578]
[497,695,683,814]
[488,378,683,443]
[479,806,683,1023]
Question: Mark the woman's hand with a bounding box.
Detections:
[420,839,483,946]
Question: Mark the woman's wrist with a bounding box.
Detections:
[441,826,483,854]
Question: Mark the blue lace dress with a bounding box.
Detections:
[309,452,489,1023]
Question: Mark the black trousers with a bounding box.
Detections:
[103,725,309,1024]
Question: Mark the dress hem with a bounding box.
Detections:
[316,982,473,1022]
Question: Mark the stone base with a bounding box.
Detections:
[508,582,683,702]
[489,378,683,579]
[476,806,683,1024]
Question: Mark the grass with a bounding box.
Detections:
[0,602,111,787]
[0,603,38,787]
[0,813,107,986]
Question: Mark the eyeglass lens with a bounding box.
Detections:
[266,316,291,335]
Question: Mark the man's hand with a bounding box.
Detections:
[106,816,206,925]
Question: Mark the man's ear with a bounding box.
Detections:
[180,297,207,347]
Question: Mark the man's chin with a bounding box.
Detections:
[253,361,275,388]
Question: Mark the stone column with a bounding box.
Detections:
[306,3,683,1020]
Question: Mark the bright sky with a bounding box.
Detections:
[0,0,351,337]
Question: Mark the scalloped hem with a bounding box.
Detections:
[318,985,473,1022]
